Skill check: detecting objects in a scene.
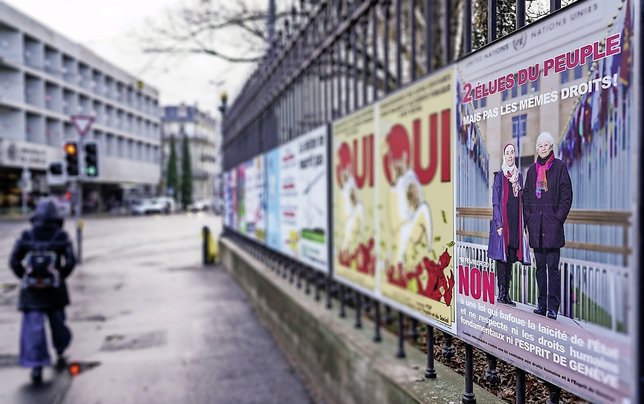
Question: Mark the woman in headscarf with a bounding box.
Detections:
[488,143,531,306]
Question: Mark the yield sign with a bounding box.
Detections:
[71,115,95,137]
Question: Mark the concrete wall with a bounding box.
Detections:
[220,238,504,404]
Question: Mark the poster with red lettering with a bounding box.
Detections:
[377,68,457,333]
[332,105,376,295]
[454,0,638,402]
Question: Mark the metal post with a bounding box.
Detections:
[395,0,402,88]
[409,318,420,341]
[383,0,391,94]
[410,0,417,80]
[339,285,346,318]
[547,383,561,404]
[463,344,476,403]
[550,0,561,12]
[443,334,455,359]
[315,273,321,301]
[385,305,393,325]
[516,0,526,29]
[396,312,406,358]
[516,368,526,404]
[352,22,358,110]
[371,4,378,100]
[374,301,382,342]
[76,219,83,264]
[464,0,472,53]
[425,326,436,378]
[355,291,362,329]
[425,0,433,72]
[305,269,311,295]
[361,16,368,106]
[488,0,497,43]
[485,353,500,384]
[443,0,451,64]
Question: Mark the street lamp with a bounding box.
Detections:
[218,91,228,115]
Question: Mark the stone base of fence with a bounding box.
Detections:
[221,238,504,404]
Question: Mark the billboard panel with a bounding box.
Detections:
[265,148,281,250]
[454,0,638,402]
[332,105,376,294]
[377,68,457,332]
[268,126,329,271]
[242,156,266,241]
[224,169,237,229]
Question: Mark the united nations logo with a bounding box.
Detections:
[513,32,528,51]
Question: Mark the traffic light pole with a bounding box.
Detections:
[76,137,84,264]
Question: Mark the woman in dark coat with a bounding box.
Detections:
[488,143,531,306]
[9,199,76,383]
[523,132,573,320]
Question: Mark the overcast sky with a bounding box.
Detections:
[3,0,256,116]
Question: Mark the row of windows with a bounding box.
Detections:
[0,30,157,117]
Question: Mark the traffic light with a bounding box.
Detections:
[64,141,79,177]
[84,141,99,177]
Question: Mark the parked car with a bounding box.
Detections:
[189,199,211,212]
[129,197,175,215]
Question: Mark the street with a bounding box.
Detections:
[0,213,314,404]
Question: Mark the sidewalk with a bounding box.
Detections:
[0,215,314,404]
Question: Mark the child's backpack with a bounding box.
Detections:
[22,230,61,289]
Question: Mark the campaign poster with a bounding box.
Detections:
[235,163,246,234]
[455,0,638,402]
[265,147,281,251]
[223,170,234,228]
[275,126,329,271]
[332,105,376,294]
[242,156,266,242]
[377,68,457,332]
[295,126,328,271]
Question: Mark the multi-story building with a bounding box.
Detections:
[161,104,220,206]
[0,1,161,214]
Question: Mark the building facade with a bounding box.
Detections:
[161,104,220,206]
[0,2,161,214]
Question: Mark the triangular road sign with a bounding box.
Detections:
[71,115,95,137]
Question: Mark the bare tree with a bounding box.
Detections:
[140,0,296,64]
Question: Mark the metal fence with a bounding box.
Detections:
[221,0,641,402]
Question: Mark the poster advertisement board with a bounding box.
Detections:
[332,105,377,294]
[265,148,281,250]
[241,156,266,242]
[224,169,237,229]
[454,0,638,401]
[266,126,329,271]
[377,68,457,332]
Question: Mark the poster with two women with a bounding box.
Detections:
[454,0,638,402]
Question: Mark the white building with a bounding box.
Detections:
[161,104,221,206]
[0,1,161,213]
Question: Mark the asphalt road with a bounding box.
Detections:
[0,213,314,404]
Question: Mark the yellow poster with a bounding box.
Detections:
[332,105,376,292]
[377,68,456,329]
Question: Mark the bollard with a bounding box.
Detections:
[339,285,346,318]
[547,383,561,404]
[443,334,456,360]
[409,319,420,342]
[202,226,215,266]
[76,219,84,264]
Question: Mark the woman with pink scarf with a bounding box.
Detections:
[523,132,573,320]
[487,143,531,306]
